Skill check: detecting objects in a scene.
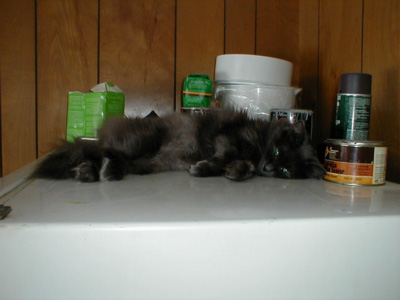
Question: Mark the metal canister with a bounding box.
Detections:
[324,139,387,186]
[270,109,313,137]
[334,73,372,140]
[182,74,212,107]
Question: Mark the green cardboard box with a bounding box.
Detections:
[66,92,86,142]
[66,82,125,141]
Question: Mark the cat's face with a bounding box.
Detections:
[258,120,325,179]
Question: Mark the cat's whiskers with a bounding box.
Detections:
[100,157,111,181]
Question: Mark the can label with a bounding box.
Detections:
[334,94,371,140]
[181,107,211,115]
[270,109,313,137]
[324,143,387,185]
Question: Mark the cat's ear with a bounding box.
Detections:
[305,161,326,179]
[292,121,306,144]
[293,120,305,133]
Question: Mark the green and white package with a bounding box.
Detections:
[66,92,86,142]
[66,82,125,141]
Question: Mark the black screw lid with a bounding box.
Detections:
[338,73,372,94]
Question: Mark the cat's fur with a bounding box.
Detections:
[32,110,325,182]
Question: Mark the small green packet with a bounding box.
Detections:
[182,74,212,107]
[66,82,125,141]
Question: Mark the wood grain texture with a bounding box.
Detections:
[1,1,400,182]
[318,0,363,144]
[298,0,319,140]
[37,0,98,156]
[298,0,319,112]
[225,0,256,54]
[256,0,319,140]
[99,0,175,117]
[176,0,224,111]
[0,0,36,175]
[363,0,399,183]
[256,0,300,85]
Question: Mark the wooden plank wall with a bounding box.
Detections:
[37,0,99,157]
[0,0,36,175]
[363,0,400,185]
[0,0,399,183]
[100,0,175,117]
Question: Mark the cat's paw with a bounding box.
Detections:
[189,160,222,177]
[72,161,100,182]
[189,160,209,177]
[224,160,255,181]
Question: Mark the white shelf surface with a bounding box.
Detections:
[1,164,399,300]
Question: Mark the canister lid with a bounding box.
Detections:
[325,139,386,147]
[338,73,372,94]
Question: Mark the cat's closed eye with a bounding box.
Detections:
[279,167,291,178]
[273,146,279,158]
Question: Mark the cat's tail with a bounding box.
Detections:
[31,139,104,182]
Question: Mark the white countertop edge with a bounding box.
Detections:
[0,159,41,198]
[3,214,400,229]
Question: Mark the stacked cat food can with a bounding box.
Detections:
[323,73,388,185]
[181,74,212,115]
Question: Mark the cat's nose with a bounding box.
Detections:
[258,161,274,177]
[263,163,274,172]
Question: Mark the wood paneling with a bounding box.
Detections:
[99,0,175,118]
[37,0,98,156]
[225,0,256,54]
[298,0,319,133]
[363,0,400,183]
[0,0,36,175]
[256,0,319,139]
[176,0,224,111]
[318,0,363,144]
[257,0,300,85]
[1,1,400,183]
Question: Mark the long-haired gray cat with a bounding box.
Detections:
[32,110,325,182]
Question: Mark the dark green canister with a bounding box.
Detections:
[182,74,212,107]
[334,73,372,140]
